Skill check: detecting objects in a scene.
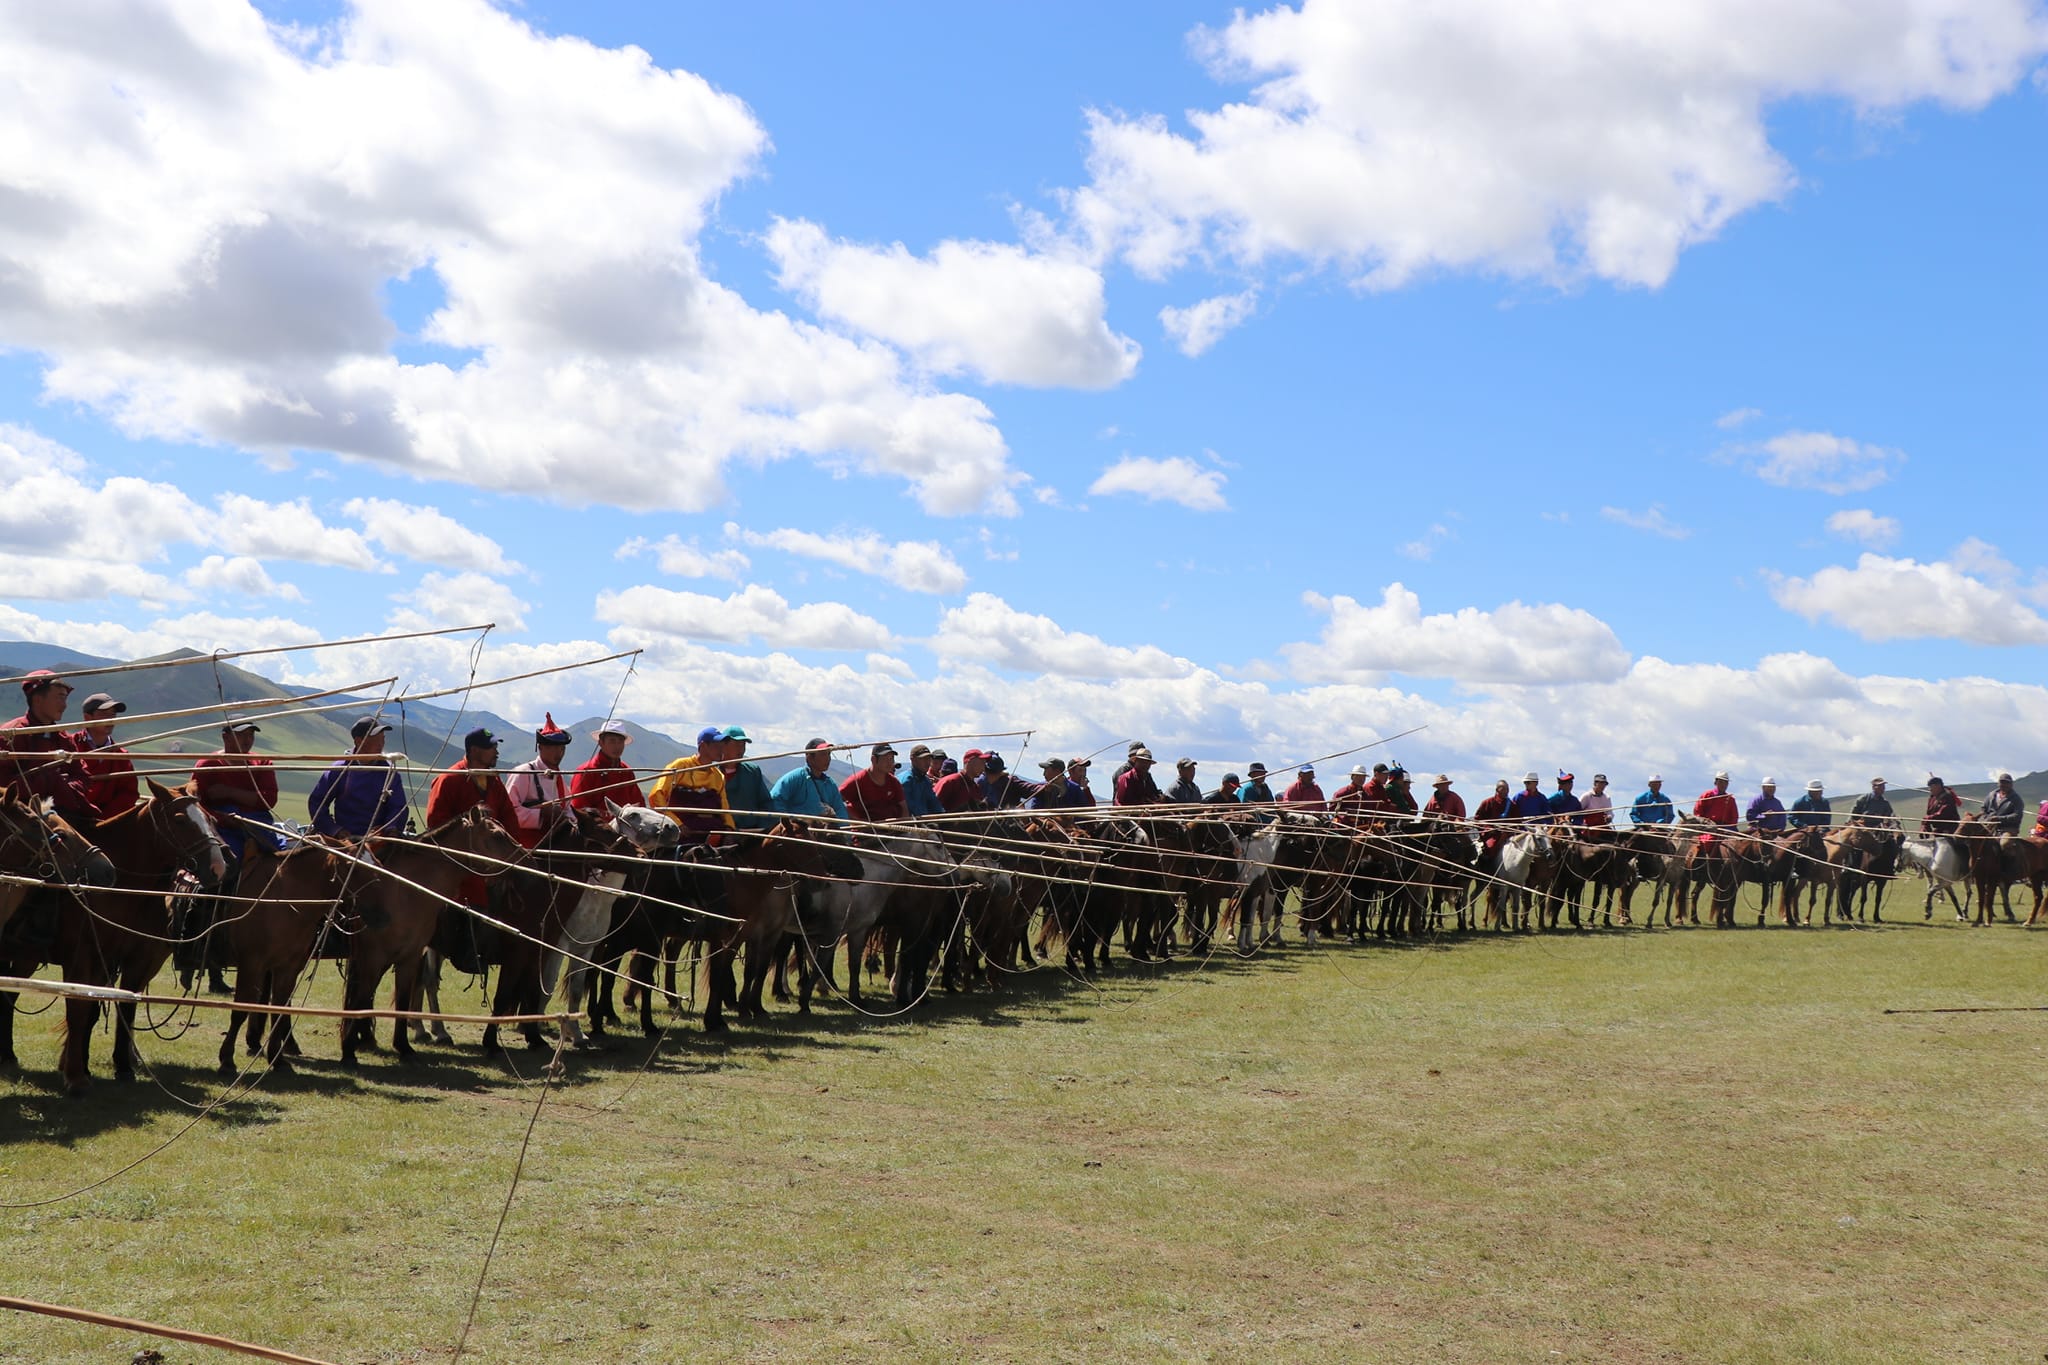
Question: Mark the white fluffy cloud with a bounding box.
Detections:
[1088,455,1229,511]
[766,219,1139,389]
[393,571,531,633]
[1159,289,1259,357]
[1065,0,2046,288]
[1726,429,1906,494]
[1768,552,2048,645]
[617,535,751,582]
[932,593,1195,680]
[728,524,968,595]
[0,0,1020,517]
[597,584,895,652]
[184,555,303,600]
[1826,508,1901,548]
[343,497,517,574]
[212,495,388,572]
[1286,585,1632,685]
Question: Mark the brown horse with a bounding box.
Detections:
[1680,822,1740,929]
[215,839,372,1074]
[340,813,526,1067]
[27,782,227,1094]
[0,795,114,939]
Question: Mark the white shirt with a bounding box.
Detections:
[506,758,569,837]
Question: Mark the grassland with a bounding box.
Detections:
[3,913,2046,1363]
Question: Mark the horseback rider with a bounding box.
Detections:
[1788,780,1831,830]
[70,692,138,822]
[570,719,646,814]
[0,670,95,824]
[505,715,574,849]
[1982,773,2023,837]
[308,716,410,839]
[1630,775,1674,826]
[1849,778,1896,829]
[1745,778,1787,834]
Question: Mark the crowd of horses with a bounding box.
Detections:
[3,783,2043,1097]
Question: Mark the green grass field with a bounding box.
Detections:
[4,911,2046,1363]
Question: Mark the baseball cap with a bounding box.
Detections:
[350,716,392,742]
[1176,757,1196,770]
[872,742,897,759]
[720,725,751,743]
[1038,757,1066,774]
[80,692,125,716]
[1068,756,1092,769]
[1592,772,1608,783]
[1647,774,1663,783]
[19,669,70,696]
[962,748,990,762]
[984,754,1007,772]
[696,726,725,746]
[1221,772,1241,785]
[804,737,833,752]
[464,726,498,748]
[226,720,261,735]
[1297,764,1314,775]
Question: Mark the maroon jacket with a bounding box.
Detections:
[0,714,93,819]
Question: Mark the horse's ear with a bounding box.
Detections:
[146,777,176,802]
[604,798,625,819]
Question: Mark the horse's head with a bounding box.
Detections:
[39,808,116,887]
[143,778,229,884]
[604,801,682,856]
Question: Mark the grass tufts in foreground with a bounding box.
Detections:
[4,918,2047,1363]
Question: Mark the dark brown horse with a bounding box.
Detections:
[28,781,226,1094]
[0,795,114,940]
[216,839,371,1074]
[340,813,526,1067]
[1680,823,1740,929]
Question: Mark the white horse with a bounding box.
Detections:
[1478,829,1551,931]
[1231,822,1284,952]
[1899,837,1969,921]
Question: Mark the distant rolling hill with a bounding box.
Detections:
[0,641,852,819]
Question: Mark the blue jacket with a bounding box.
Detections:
[1788,792,1831,829]
[769,767,850,822]
[904,770,941,818]
[308,760,410,839]
[1547,791,1582,820]
[1238,779,1274,805]
[723,761,778,832]
[1630,790,1675,824]
[1507,789,1551,821]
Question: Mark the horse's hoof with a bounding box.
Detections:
[217,1058,236,1077]
[270,1057,294,1077]
[113,1068,135,1084]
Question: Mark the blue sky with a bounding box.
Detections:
[1,0,2044,790]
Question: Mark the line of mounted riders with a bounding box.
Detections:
[2,672,2041,1098]
[12,769,2031,1096]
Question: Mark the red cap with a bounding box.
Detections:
[20,669,70,696]
[962,748,989,762]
